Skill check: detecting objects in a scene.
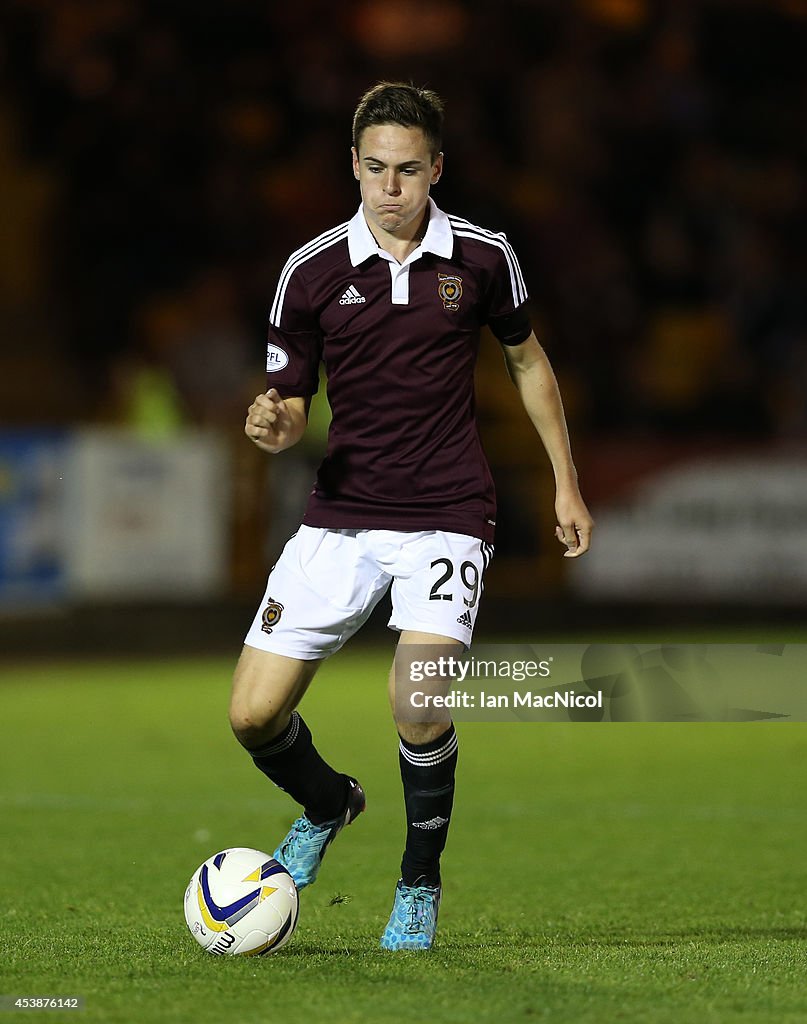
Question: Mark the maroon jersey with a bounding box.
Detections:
[265,199,531,543]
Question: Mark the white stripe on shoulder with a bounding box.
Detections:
[448,215,528,308]
[270,222,350,327]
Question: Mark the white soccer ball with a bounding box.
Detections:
[184,848,299,956]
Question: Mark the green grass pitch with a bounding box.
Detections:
[2,646,806,1023]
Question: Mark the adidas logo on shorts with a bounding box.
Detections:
[339,285,366,305]
[456,609,473,629]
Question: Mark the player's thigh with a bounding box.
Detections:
[389,629,463,745]
[229,644,321,745]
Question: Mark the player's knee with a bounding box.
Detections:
[395,717,453,746]
[228,695,287,749]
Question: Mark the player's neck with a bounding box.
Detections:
[368,212,429,264]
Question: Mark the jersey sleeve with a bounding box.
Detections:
[265,263,322,396]
[482,236,532,347]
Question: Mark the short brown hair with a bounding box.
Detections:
[352,82,444,160]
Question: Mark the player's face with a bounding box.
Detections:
[352,124,443,240]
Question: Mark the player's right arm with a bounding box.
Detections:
[249,249,322,454]
[245,389,308,454]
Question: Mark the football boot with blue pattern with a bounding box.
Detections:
[379,878,441,950]
[273,776,365,890]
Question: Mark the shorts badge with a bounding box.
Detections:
[437,274,463,312]
[261,597,284,634]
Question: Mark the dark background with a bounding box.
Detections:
[1,0,805,651]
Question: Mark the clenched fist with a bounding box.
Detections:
[244,389,307,454]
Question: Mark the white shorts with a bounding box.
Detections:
[244,526,494,660]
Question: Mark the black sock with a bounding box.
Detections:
[398,724,458,887]
[247,712,348,824]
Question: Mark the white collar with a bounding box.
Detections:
[347,197,454,267]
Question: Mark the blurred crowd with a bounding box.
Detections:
[1,0,806,438]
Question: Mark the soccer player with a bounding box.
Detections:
[230,82,593,951]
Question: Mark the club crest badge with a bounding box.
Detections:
[261,598,284,635]
[437,273,463,312]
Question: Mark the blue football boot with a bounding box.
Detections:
[380,878,442,950]
[273,776,365,890]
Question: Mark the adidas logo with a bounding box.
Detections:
[456,609,473,629]
[411,816,449,830]
[339,285,366,305]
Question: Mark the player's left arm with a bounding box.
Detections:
[502,332,594,558]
